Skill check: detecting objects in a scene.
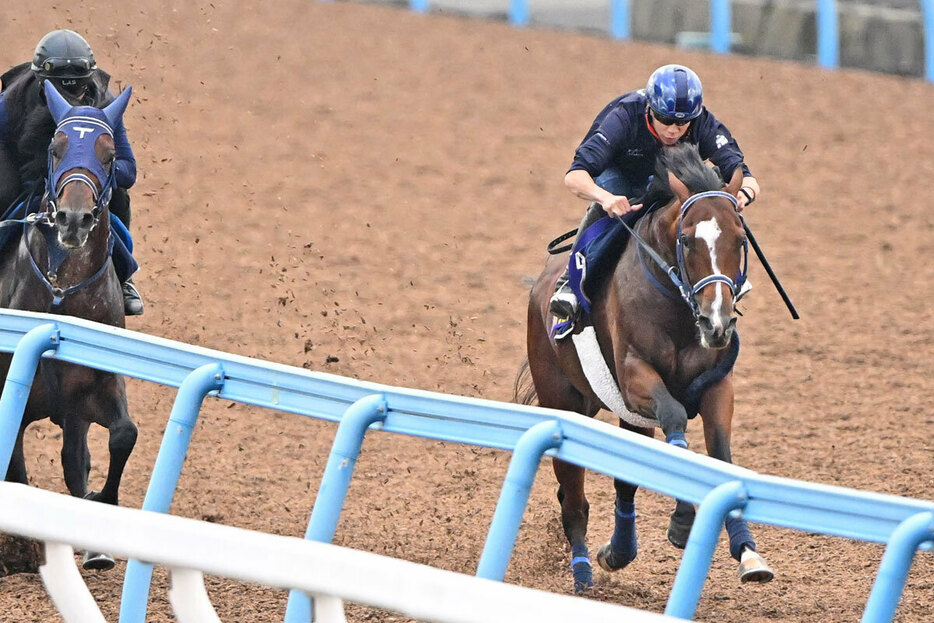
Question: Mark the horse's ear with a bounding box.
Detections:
[724,165,743,197]
[102,86,132,129]
[44,80,72,124]
[668,171,691,203]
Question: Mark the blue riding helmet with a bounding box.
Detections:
[645,64,703,121]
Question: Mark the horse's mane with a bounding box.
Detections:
[1,69,57,183]
[636,143,724,210]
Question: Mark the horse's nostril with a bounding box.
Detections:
[81,213,94,228]
[54,212,68,227]
[698,316,713,331]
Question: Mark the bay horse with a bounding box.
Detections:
[0,81,137,571]
[517,143,772,594]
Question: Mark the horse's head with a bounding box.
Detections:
[667,164,747,349]
[43,80,132,249]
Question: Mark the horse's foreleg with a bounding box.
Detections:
[597,477,639,572]
[699,375,773,583]
[552,458,593,593]
[621,355,689,448]
[60,415,91,498]
[95,406,138,506]
[4,425,28,484]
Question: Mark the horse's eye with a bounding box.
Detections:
[679,233,691,247]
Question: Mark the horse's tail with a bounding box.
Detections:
[513,359,538,406]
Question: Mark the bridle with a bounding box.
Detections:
[622,190,749,319]
[21,114,118,309]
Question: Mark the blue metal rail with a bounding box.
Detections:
[0,309,930,622]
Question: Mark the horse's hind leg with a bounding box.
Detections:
[597,478,639,572]
[552,458,592,593]
[667,499,696,548]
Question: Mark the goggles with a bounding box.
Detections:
[38,56,94,78]
[651,111,692,127]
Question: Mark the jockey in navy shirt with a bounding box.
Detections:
[0,29,144,315]
[549,64,760,325]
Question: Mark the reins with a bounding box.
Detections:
[19,214,115,310]
[547,228,577,255]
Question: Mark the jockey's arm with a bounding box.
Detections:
[111,118,137,189]
[564,169,642,217]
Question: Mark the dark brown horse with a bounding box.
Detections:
[0,82,137,570]
[517,144,772,593]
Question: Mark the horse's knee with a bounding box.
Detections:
[651,386,688,438]
[109,418,138,456]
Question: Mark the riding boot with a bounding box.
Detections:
[549,268,578,319]
[122,277,144,316]
[548,202,605,322]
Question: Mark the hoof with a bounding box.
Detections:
[667,523,691,549]
[82,551,115,571]
[596,541,635,573]
[738,551,774,584]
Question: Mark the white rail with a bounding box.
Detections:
[0,482,679,622]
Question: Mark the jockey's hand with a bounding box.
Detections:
[736,186,757,212]
[601,195,643,218]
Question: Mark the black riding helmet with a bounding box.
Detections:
[31,30,97,103]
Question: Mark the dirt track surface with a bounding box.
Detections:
[0,2,932,621]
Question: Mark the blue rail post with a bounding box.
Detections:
[284,393,387,623]
[476,420,563,580]
[410,0,429,12]
[710,0,732,53]
[120,363,224,623]
[861,511,934,623]
[611,0,630,40]
[509,0,529,27]
[923,0,934,82]
[665,480,748,620]
[0,323,58,477]
[817,0,839,68]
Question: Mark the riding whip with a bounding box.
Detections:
[741,219,799,319]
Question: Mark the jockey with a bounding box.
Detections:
[0,29,144,315]
[549,64,759,328]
